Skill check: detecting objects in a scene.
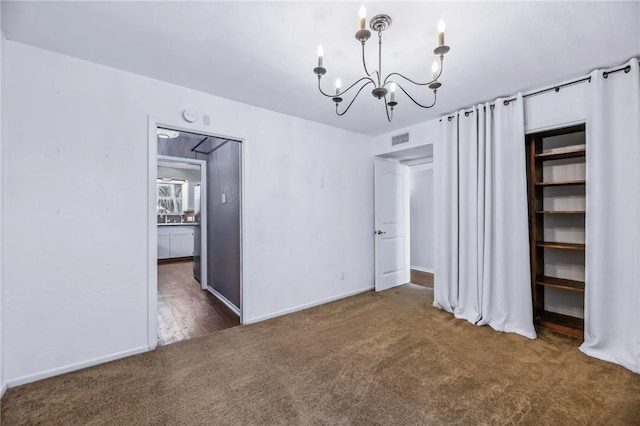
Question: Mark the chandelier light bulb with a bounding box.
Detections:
[432,59,440,79]
[389,82,397,102]
[317,45,324,67]
[359,5,366,30]
[335,78,342,95]
[438,19,446,33]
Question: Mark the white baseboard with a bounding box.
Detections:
[410,266,434,274]
[206,287,240,317]
[5,345,150,388]
[244,286,374,325]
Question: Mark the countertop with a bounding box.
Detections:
[157,223,199,226]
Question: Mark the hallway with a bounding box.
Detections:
[157,260,239,346]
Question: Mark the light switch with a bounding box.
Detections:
[222,193,227,203]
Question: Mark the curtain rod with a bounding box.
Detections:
[441,62,635,121]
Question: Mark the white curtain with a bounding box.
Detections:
[580,58,640,374]
[434,94,536,339]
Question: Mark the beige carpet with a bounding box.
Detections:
[2,284,639,425]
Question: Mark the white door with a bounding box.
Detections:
[374,158,410,291]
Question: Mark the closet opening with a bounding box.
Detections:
[526,123,586,338]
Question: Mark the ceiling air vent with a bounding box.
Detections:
[391,132,410,146]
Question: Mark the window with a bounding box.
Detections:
[157,180,186,214]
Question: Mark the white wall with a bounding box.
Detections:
[0,7,5,398]
[373,119,440,156]
[2,41,374,386]
[524,83,586,133]
[410,165,434,272]
[373,82,587,155]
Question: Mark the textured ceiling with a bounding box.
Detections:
[3,1,639,136]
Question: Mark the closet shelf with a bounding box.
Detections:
[535,210,585,215]
[535,311,584,339]
[535,179,586,187]
[535,148,586,161]
[536,276,585,292]
[536,241,585,251]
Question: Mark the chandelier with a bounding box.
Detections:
[313,6,450,121]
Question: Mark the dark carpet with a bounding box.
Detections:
[2,284,639,425]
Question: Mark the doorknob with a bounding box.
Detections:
[375,230,386,235]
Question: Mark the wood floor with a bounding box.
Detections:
[157,260,239,346]
[410,268,434,288]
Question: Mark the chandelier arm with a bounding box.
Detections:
[318,76,375,98]
[336,81,374,116]
[437,55,445,81]
[382,56,445,87]
[395,82,438,109]
[337,76,376,97]
[384,72,432,87]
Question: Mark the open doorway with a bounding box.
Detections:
[408,162,434,289]
[374,144,434,291]
[152,127,243,346]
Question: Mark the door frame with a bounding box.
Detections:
[147,116,245,350]
[157,155,208,291]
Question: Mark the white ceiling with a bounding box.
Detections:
[2,1,639,136]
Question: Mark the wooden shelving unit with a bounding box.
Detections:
[534,147,585,161]
[536,311,585,338]
[536,276,585,292]
[526,124,586,338]
[535,179,586,187]
[535,241,585,251]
